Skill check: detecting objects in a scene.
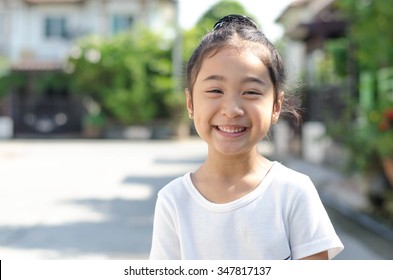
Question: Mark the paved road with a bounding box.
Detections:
[0,139,392,259]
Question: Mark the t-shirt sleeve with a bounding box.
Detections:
[149,192,181,260]
[288,177,344,260]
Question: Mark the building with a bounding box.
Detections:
[275,0,348,162]
[276,0,346,88]
[0,0,177,137]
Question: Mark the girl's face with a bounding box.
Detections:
[186,46,283,157]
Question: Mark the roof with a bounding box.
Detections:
[24,0,85,4]
[11,60,62,72]
[275,0,309,23]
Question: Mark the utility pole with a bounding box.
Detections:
[171,0,182,94]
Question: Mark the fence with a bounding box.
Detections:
[12,95,83,136]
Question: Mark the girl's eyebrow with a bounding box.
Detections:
[243,76,268,86]
[202,75,225,82]
[203,75,267,86]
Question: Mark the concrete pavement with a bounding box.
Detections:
[277,156,393,259]
[0,138,392,259]
[0,139,207,259]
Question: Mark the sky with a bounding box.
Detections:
[178,0,293,41]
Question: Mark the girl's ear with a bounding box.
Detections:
[185,88,193,119]
[272,91,284,124]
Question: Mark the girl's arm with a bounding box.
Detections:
[300,251,329,260]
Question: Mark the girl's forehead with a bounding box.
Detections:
[188,40,272,90]
[205,43,269,62]
[196,46,273,86]
[202,46,266,69]
[209,46,247,57]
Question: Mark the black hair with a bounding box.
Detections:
[185,14,301,124]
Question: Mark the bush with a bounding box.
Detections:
[66,27,183,126]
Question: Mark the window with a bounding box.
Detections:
[112,15,134,34]
[44,17,68,39]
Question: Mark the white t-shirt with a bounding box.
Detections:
[149,161,344,260]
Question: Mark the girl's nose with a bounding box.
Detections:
[221,97,244,118]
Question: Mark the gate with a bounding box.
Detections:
[12,94,84,136]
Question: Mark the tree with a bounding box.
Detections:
[182,0,254,63]
[336,0,393,71]
[327,0,393,200]
[66,26,178,126]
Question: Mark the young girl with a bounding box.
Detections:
[150,14,344,260]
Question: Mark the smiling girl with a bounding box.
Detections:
[149,14,343,260]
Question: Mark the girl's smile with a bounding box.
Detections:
[215,125,248,134]
[214,125,249,138]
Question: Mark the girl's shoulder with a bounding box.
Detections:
[267,162,321,207]
[269,161,315,191]
[157,172,191,200]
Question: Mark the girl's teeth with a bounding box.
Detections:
[217,126,245,133]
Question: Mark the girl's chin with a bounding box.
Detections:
[209,141,255,157]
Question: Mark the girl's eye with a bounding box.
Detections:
[244,91,262,95]
[206,89,223,94]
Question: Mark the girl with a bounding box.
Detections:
[150,14,344,260]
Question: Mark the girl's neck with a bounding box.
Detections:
[203,148,269,178]
[191,148,273,204]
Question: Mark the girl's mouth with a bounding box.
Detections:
[215,125,247,134]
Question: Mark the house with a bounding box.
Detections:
[275,0,348,162]
[0,0,177,137]
[276,0,346,120]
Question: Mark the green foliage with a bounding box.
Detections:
[66,26,179,125]
[327,67,393,174]
[314,1,393,218]
[195,0,252,34]
[0,72,27,98]
[325,1,393,171]
[33,71,70,95]
[325,39,349,78]
[0,56,10,88]
[182,0,253,65]
[372,108,393,158]
[335,0,393,71]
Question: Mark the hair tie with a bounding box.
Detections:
[212,14,258,31]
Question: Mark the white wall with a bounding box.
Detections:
[8,2,83,62]
[2,0,175,64]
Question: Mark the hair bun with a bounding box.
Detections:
[212,14,258,31]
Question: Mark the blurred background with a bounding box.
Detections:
[0,0,392,259]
